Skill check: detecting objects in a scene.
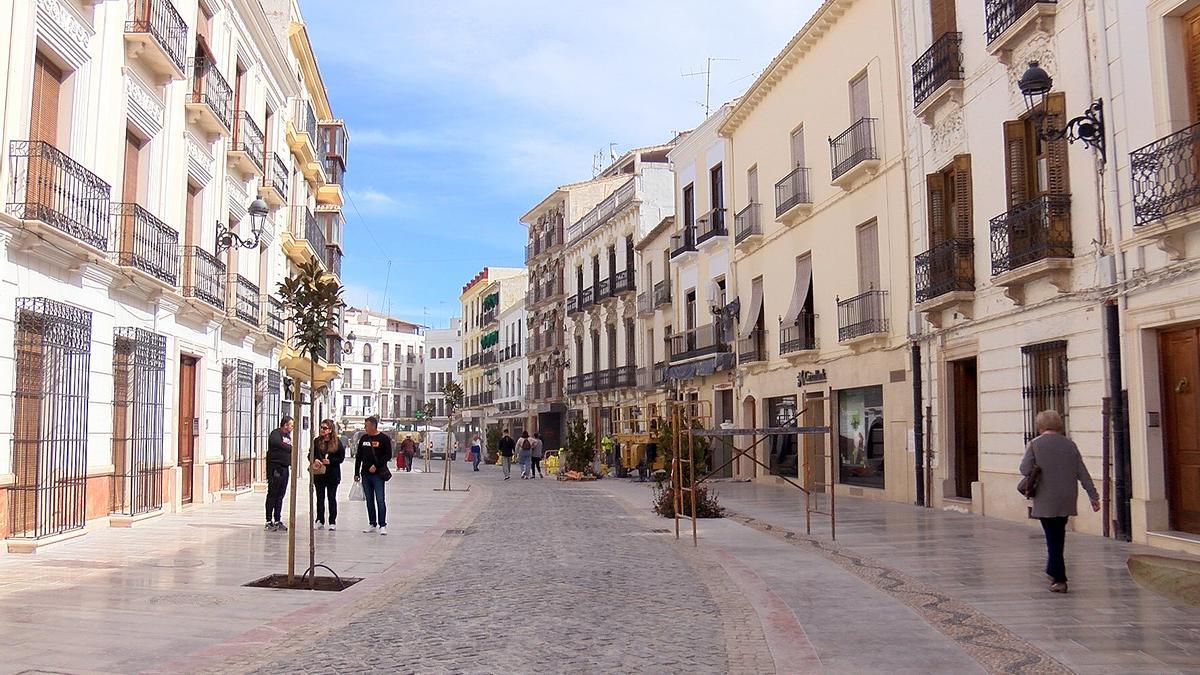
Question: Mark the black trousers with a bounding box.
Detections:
[530,457,542,476]
[265,466,289,523]
[315,477,338,524]
[1040,516,1069,583]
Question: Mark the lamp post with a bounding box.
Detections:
[1017,61,1106,164]
[216,197,269,252]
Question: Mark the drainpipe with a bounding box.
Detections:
[1105,301,1132,540]
[912,341,925,507]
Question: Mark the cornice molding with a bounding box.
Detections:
[36,0,93,70]
[124,69,164,139]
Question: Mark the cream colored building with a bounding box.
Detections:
[0,0,345,546]
[722,0,913,501]
[633,216,677,426]
[564,143,676,439]
[458,266,526,433]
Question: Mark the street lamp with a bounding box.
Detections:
[1017,61,1106,164]
[341,331,357,355]
[216,197,269,252]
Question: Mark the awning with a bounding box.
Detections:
[666,352,735,380]
[739,277,764,339]
[783,255,812,325]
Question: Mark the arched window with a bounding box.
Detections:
[436,347,444,359]
[363,343,373,362]
[446,346,453,358]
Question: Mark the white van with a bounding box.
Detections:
[423,430,451,459]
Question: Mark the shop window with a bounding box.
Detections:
[766,395,799,478]
[837,385,885,488]
[1021,340,1068,442]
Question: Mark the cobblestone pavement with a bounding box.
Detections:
[214,477,757,674]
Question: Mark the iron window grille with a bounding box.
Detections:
[221,359,255,491]
[1021,340,1068,443]
[9,298,93,539]
[111,327,167,516]
[254,369,282,483]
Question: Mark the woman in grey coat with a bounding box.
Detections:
[1019,410,1101,593]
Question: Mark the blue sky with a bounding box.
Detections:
[299,0,822,328]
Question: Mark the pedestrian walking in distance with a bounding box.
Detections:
[400,434,417,472]
[1019,410,1100,593]
[470,435,483,471]
[311,419,345,531]
[498,429,516,480]
[264,416,293,532]
[518,431,533,479]
[530,432,545,478]
[355,416,393,535]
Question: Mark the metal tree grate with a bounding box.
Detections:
[221,359,255,490]
[111,327,167,516]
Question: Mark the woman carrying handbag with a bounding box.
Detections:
[311,419,346,531]
[1019,410,1100,593]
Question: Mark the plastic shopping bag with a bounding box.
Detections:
[349,482,365,502]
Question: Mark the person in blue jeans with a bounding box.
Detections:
[470,435,483,471]
[354,416,393,535]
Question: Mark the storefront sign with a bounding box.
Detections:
[796,369,828,387]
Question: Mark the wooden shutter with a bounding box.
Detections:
[850,73,870,121]
[952,154,973,239]
[1043,93,1070,197]
[123,133,142,205]
[930,0,957,39]
[791,127,805,167]
[1186,7,1200,124]
[926,171,948,246]
[1002,120,1032,208]
[185,183,200,245]
[710,163,723,211]
[857,220,881,292]
[30,53,63,145]
[747,166,759,205]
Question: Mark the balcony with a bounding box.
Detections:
[566,366,636,394]
[780,312,818,357]
[282,206,327,266]
[986,0,1057,58]
[653,279,671,307]
[229,274,260,327]
[915,238,975,321]
[613,269,635,295]
[469,353,480,367]
[287,98,324,186]
[670,229,697,259]
[480,349,497,366]
[668,323,729,362]
[989,194,1072,303]
[567,294,579,315]
[1130,122,1200,260]
[228,111,265,177]
[636,292,653,317]
[7,140,111,252]
[830,118,880,188]
[913,32,964,123]
[186,57,232,136]
[264,295,285,340]
[567,177,637,243]
[123,0,187,80]
[111,202,179,287]
[734,203,762,246]
[259,152,289,208]
[696,208,727,247]
[325,245,342,280]
[737,329,768,364]
[775,166,813,222]
[317,121,347,206]
[837,290,889,343]
[597,277,611,299]
[390,379,420,390]
[182,246,226,311]
[580,286,595,309]
[481,306,498,326]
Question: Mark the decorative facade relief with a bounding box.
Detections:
[227,176,248,221]
[930,110,966,164]
[123,70,164,139]
[1007,32,1057,111]
[36,0,94,70]
[187,133,214,187]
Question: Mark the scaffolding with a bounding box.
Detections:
[668,395,836,546]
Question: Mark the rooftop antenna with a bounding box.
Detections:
[682,56,740,117]
[592,150,604,177]
[609,142,619,163]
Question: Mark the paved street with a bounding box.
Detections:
[1,463,1199,674]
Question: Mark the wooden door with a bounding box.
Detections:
[12,318,45,535]
[952,358,979,499]
[850,73,870,122]
[111,347,131,513]
[1161,327,1200,534]
[178,356,197,504]
[930,0,957,39]
[802,394,826,491]
[856,220,880,292]
[1185,7,1200,125]
[747,165,759,205]
[790,127,805,167]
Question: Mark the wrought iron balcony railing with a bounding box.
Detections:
[1131,122,1200,227]
[266,152,288,197]
[292,97,317,142]
[670,229,697,258]
[986,0,1056,45]
[668,323,729,362]
[232,111,265,173]
[111,202,179,285]
[989,194,1072,276]
[737,329,768,363]
[325,245,342,279]
[915,238,975,303]
[567,177,637,243]
[613,268,635,294]
[7,140,111,250]
[566,294,579,314]
[481,307,498,326]
[653,279,671,307]
[913,32,963,108]
[125,0,188,74]
[580,286,594,308]
[830,118,879,181]
[734,203,762,242]
[182,246,226,310]
[636,292,652,316]
[188,56,232,130]
[696,208,727,244]
[837,290,888,342]
[265,295,285,338]
[780,312,818,354]
[597,277,611,299]
[775,166,812,217]
[229,274,260,326]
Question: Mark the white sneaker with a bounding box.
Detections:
[328,523,336,531]
[363,526,377,533]
[379,527,388,535]
[316,523,324,530]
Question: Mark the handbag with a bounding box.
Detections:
[310,458,326,475]
[1018,462,1041,498]
[378,461,392,482]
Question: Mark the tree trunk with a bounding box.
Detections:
[287,376,302,584]
[308,359,316,590]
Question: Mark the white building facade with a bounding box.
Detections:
[423,318,460,426]
[496,298,528,434]
[337,308,424,430]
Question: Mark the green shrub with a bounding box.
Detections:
[652,483,725,518]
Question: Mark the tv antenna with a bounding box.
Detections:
[683,56,740,117]
[592,142,619,176]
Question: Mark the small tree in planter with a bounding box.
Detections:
[484,427,501,465]
[277,257,344,587]
[563,416,597,475]
[651,416,724,518]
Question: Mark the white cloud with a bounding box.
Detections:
[346,187,409,216]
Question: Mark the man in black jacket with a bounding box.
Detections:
[265,416,293,531]
[354,416,393,535]
[498,429,516,480]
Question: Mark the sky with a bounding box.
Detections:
[298,0,824,328]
